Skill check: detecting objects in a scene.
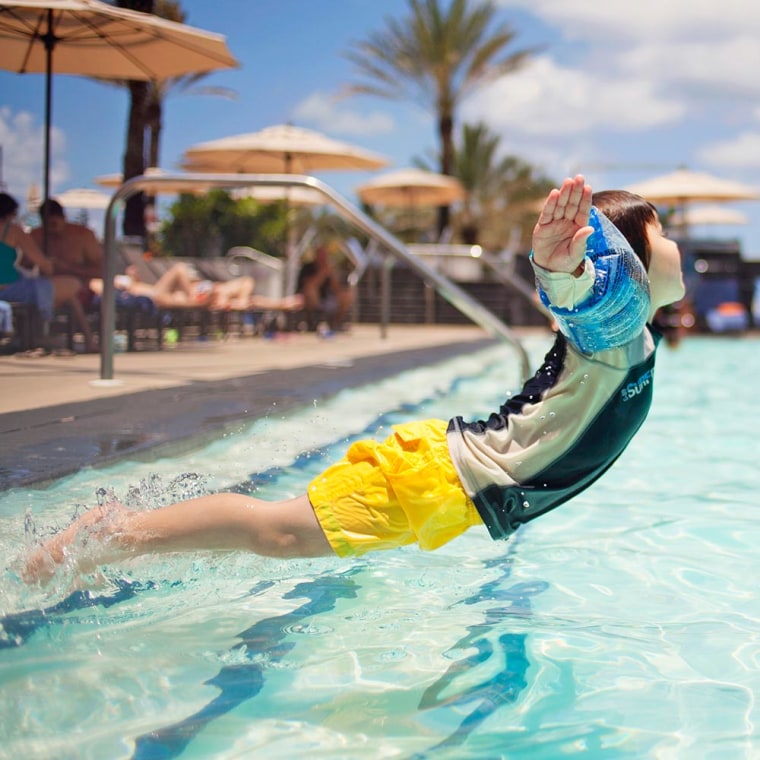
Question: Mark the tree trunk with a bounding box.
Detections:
[437,111,454,238]
[122,80,148,238]
[146,89,162,169]
[118,0,155,240]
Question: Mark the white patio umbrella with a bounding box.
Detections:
[97,169,327,207]
[95,166,221,195]
[181,124,389,174]
[356,167,466,208]
[182,124,387,287]
[626,168,760,236]
[54,185,111,226]
[230,184,326,207]
[56,186,111,209]
[0,0,238,203]
[625,169,760,205]
[669,204,749,228]
[357,167,465,241]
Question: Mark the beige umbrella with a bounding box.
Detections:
[0,0,238,202]
[669,204,749,228]
[181,124,388,174]
[230,185,326,207]
[182,124,387,283]
[96,168,326,207]
[356,167,465,207]
[95,166,221,195]
[625,169,760,205]
[56,187,111,209]
[357,167,465,242]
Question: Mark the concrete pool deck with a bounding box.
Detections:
[0,324,533,490]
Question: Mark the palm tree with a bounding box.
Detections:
[145,76,236,170]
[344,0,536,234]
[452,122,555,248]
[113,0,235,239]
[116,0,155,238]
[143,1,236,170]
[454,122,504,244]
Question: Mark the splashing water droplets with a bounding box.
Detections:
[23,508,37,546]
[95,487,117,507]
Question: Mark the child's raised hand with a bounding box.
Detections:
[531,175,593,274]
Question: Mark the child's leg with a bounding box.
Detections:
[24,493,333,583]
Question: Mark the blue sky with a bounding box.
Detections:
[2,0,760,256]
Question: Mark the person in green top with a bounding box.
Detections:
[0,192,82,349]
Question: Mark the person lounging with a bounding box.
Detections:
[24,175,685,582]
[90,262,304,312]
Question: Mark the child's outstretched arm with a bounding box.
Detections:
[531,175,593,275]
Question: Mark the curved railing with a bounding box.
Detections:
[100,174,532,381]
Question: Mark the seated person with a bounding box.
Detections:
[296,246,354,331]
[0,192,88,351]
[31,199,104,285]
[0,300,12,338]
[30,198,101,351]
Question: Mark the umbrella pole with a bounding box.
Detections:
[42,9,56,253]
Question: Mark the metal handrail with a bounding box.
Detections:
[100,173,531,381]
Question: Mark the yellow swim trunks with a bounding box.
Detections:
[308,419,482,557]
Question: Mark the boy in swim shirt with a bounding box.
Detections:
[25,175,685,582]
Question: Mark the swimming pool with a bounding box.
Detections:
[1,334,759,759]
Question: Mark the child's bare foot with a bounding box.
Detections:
[22,503,129,584]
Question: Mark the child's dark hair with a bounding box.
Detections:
[0,192,19,219]
[592,190,657,270]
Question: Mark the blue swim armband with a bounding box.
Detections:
[533,206,651,354]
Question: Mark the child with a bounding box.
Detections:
[25,175,685,582]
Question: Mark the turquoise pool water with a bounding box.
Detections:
[1,335,759,759]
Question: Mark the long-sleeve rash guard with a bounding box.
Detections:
[446,212,661,541]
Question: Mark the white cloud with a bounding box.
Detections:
[697,132,760,168]
[502,0,760,42]
[463,56,683,138]
[292,92,395,137]
[619,36,760,97]
[498,2,760,105]
[0,106,68,205]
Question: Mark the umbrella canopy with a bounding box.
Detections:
[0,0,238,202]
[94,166,220,195]
[669,204,749,228]
[230,185,326,207]
[625,169,760,205]
[96,169,326,206]
[56,186,111,209]
[181,124,389,174]
[356,168,465,208]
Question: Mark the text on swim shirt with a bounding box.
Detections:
[620,367,654,402]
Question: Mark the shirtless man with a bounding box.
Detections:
[31,200,103,283]
[31,200,102,351]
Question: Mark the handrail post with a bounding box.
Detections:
[100,173,532,382]
[99,195,121,380]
